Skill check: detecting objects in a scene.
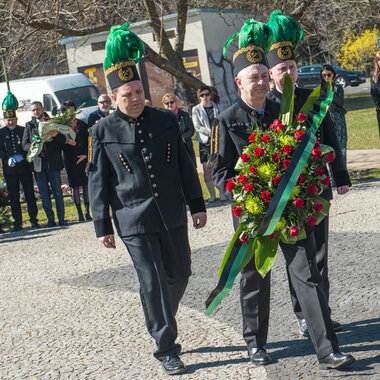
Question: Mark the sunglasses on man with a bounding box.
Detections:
[200,92,210,98]
[99,100,111,104]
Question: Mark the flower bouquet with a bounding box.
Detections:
[26,107,78,162]
[206,74,334,314]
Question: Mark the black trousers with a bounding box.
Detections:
[122,225,191,359]
[5,173,38,227]
[235,210,339,359]
[287,216,330,319]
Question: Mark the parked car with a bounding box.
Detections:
[296,64,366,88]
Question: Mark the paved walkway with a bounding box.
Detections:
[346,149,380,170]
[0,182,379,379]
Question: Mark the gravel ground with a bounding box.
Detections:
[0,181,379,379]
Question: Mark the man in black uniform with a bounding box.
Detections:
[88,24,207,375]
[266,11,350,341]
[211,17,355,369]
[0,91,39,231]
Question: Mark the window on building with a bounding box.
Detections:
[91,41,106,51]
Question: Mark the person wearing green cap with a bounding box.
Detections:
[0,91,39,231]
[88,23,207,375]
[266,10,354,369]
[210,18,280,366]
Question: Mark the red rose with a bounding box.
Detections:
[272,176,282,186]
[254,147,265,157]
[281,145,293,154]
[297,174,305,184]
[289,226,299,236]
[313,202,324,212]
[232,206,243,217]
[283,159,291,169]
[261,191,271,203]
[270,119,285,130]
[261,134,270,144]
[244,183,254,192]
[226,179,236,192]
[293,198,304,208]
[239,233,249,244]
[294,130,305,141]
[241,153,251,162]
[249,166,258,175]
[238,174,248,185]
[321,176,331,186]
[314,140,320,148]
[272,153,280,163]
[316,167,325,176]
[326,152,335,163]
[307,215,317,226]
[297,113,307,122]
[268,232,275,238]
[249,133,256,144]
[311,149,321,159]
[307,185,318,195]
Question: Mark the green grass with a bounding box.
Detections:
[348,168,380,184]
[345,92,380,150]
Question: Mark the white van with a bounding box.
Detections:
[0,73,100,126]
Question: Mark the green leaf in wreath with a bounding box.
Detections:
[255,234,281,278]
[279,74,294,126]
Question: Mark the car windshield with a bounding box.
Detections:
[55,85,99,108]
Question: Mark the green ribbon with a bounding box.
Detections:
[26,134,43,163]
[205,75,334,314]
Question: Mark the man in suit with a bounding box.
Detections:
[22,101,67,227]
[211,15,355,370]
[88,24,207,376]
[87,94,113,127]
[0,91,39,231]
[266,10,349,343]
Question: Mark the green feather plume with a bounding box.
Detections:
[267,10,304,48]
[2,90,18,111]
[223,19,273,58]
[104,23,145,70]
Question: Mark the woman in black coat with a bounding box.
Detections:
[61,101,91,221]
[320,64,348,160]
[370,51,380,137]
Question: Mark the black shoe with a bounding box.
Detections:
[85,212,92,221]
[332,320,343,332]
[298,318,311,338]
[12,225,22,232]
[31,221,41,229]
[45,221,57,228]
[159,354,187,375]
[59,220,68,226]
[0,226,4,233]
[319,352,355,370]
[248,347,272,365]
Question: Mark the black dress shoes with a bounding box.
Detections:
[159,354,187,375]
[58,220,68,226]
[31,221,41,229]
[12,225,22,232]
[248,347,272,365]
[298,318,343,339]
[319,352,355,370]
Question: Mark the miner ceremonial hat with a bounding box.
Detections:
[104,23,145,90]
[266,10,304,69]
[223,19,273,76]
[2,90,18,119]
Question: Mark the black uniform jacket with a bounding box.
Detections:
[88,106,205,238]
[210,97,281,199]
[176,109,195,142]
[267,87,351,199]
[22,115,66,171]
[0,125,33,176]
